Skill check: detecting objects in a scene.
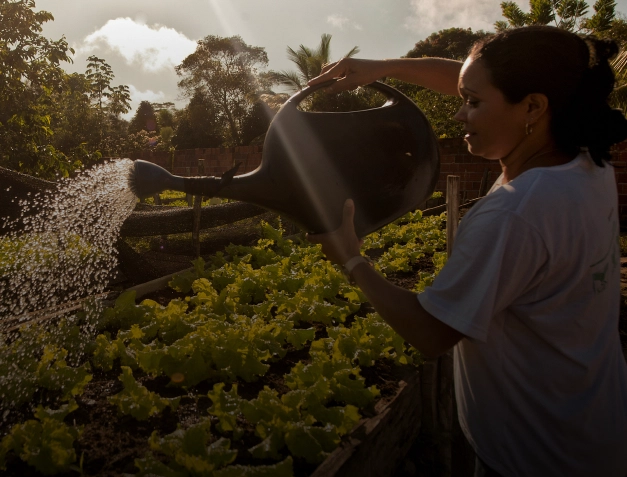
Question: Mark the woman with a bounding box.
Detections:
[307,26,627,476]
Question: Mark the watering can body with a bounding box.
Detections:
[131,81,440,238]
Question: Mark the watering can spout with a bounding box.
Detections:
[128,160,241,199]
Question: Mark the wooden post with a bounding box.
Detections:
[198,158,205,177]
[192,195,202,257]
[444,175,476,476]
[191,160,204,257]
[186,167,193,206]
[479,167,490,198]
[424,175,460,477]
[446,175,460,258]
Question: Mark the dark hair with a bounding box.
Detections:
[469,26,627,166]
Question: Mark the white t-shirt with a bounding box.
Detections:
[418,153,627,477]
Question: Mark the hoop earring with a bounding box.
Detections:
[525,123,533,136]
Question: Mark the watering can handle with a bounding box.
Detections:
[286,79,407,109]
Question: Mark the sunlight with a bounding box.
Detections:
[206,1,347,232]
[268,106,351,234]
[207,0,251,40]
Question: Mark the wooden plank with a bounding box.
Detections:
[119,201,266,237]
[192,159,205,257]
[192,195,202,257]
[422,175,461,477]
[311,369,421,477]
[446,175,460,258]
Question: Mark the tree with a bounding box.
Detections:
[271,34,387,113]
[583,0,617,32]
[171,90,224,149]
[410,89,465,138]
[405,27,491,60]
[388,28,490,138]
[0,0,78,177]
[85,56,131,149]
[49,72,99,155]
[495,1,627,114]
[128,101,158,135]
[495,0,617,34]
[176,35,271,146]
[152,102,176,129]
[157,126,174,151]
[607,15,627,111]
[86,56,113,117]
[240,100,274,145]
[108,84,132,119]
[307,87,385,113]
[270,34,359,92]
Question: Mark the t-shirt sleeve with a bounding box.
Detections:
[417,208,548,342]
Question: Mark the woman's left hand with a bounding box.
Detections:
[307,199,363,265]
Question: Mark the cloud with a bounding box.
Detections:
[78,18,197,73]
[327,14,363,31]
[404,0,501,35]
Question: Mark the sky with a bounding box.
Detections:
[35,0,627,119]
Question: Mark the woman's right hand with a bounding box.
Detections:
[307,58,388,94]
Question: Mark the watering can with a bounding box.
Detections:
[130,80,440,238]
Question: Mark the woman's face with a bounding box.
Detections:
[454,57,529,160]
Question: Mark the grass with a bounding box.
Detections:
[141,190,228,207]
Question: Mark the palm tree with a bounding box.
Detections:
[611,49,627,112]
[271,34,359,92]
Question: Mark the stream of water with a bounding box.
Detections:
[1,159,138,321]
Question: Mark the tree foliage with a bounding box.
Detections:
[389,28,489,138]
[609,16,627,111]
[272,34,386,113]
[0,1,132,177]
[49,72,99,159]
[128,101,158,135]
[0,0,77,177]
[86,56,114,116]
[307,88,385,113]
[405,27,491,60]
[495,0,617,33]
[270,34,359,92]
[47,57,131,160]
[176,35,272,146]
[410,89,464,138]
[108,85,131,119]
[85,55,131,150]
[171,91,225,149]
[495,0,627,115]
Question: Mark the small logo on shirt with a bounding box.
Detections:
[590,211,618,294]
[592,263,608,293]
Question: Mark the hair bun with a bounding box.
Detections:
[591,37,619,63]
[582,106,627,163]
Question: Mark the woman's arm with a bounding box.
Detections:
[308,57,463,96]
[307,200,464,359]
[348,261,464,358]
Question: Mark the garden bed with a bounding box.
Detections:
[1,212,447,477]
